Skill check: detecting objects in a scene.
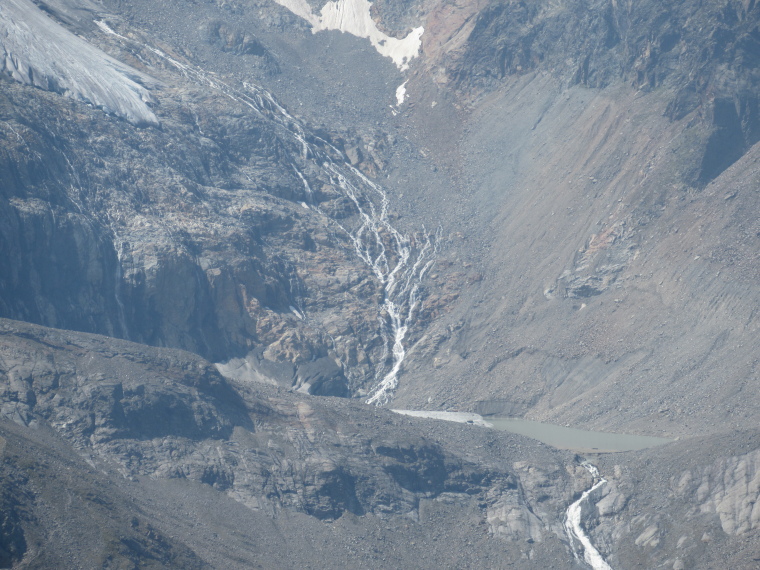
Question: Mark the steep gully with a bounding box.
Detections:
[95,21,437,405]
[396,410,615,568]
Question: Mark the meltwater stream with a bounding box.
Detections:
[564,462,613,570]
[392,411,624,569]
[96,21,437,405]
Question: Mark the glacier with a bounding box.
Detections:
[0,0,158,125]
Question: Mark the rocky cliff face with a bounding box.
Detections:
[0,0,441,402]
[587,430,760,569]
[0,319,577,567]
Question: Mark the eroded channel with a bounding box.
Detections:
[392,410,668,569]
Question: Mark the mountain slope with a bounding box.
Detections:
[0,0,759,567]
[386,0,760,438]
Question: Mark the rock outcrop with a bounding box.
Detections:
[583,431,760,569]
[0,318,576,566]
[0,0,436,399]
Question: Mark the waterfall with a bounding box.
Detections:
[96,21,437,404]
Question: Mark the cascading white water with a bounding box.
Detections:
[96,21,437,405]
[319,164,438,405]
[564,462,613,570]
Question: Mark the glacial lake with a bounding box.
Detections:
[486,417,672,453]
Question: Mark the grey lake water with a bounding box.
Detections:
[486,417,672,453]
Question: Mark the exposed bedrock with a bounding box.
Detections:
[0,58,406,397]
[0,318,577,564]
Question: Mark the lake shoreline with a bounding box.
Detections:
[392,409,672,453]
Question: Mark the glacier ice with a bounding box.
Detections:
[0,0,158,125]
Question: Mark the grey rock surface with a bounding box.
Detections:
[0,0,424,398]
[0,318,577,567]
[594,430,760,569]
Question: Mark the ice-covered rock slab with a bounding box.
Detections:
[0,0,158,125]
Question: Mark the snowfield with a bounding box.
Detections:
[273,0,423,70]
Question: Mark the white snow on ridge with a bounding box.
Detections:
[0,0,158,125]
[274,0,423,71]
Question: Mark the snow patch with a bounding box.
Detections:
[273,0,423,71]
[395,81,407,106]
[214,358,279,387]
[0,0,158,125]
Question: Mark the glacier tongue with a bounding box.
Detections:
[0,0,158,125]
